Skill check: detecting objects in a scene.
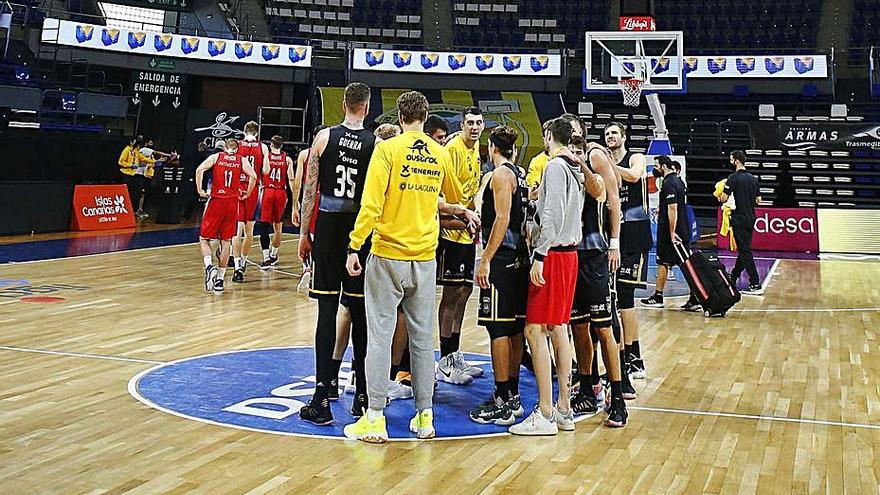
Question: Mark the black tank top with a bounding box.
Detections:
[578,149,608,252]
[481,162,529,255]
[617,149,654,252]
[318,125,376,212]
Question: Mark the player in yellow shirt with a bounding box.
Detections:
[342,91,478,443]
[525,150,548,189]
[435,107,485,385]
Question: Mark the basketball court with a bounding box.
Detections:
[4,0,880,491]
[3,225,880,493]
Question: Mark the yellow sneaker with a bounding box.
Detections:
[343,414,388,444]
[408,409,435,439]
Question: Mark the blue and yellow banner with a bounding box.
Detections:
[42,18,312,68]
[613,54,827,79]
[353,49,562,77]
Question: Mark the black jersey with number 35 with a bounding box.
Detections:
[318,125,376,213]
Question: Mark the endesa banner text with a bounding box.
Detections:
[352,49,562,77]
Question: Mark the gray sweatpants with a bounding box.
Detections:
[365,254,437,411]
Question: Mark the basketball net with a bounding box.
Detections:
[619,77,643,107]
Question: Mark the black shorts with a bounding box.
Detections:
[655,234,683,266]
[570,250,613,329]
[309,212,367,300]
[477,249,529,329]
[617,251,649,289]
[436,238,476,286]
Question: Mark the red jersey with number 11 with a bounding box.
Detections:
[211,152,243,198]
[263,151,288,189]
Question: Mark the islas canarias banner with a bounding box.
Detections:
[41,18,312,68]
[352,49,562,77]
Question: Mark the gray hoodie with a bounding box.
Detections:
[532,155,585,259]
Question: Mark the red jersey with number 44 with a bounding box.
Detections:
[263,151,288,189]
[211,152,243,198]
[238,139,264,184]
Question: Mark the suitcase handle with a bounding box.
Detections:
[672,242,691,264]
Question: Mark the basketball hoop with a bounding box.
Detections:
[619,77,643,107]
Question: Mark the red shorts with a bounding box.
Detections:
[526,248,578,325]
[200,196,239,240]
[260,188,288,223]
[238,189,259,223]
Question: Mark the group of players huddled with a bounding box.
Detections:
[195,83,654,442]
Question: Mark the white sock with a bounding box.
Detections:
[367,408,383,421]
[262,248,270,260]
[270,246,279,257]
[203,255,212,268]
[218,268,226,279]
[420,407,432,417]
[240,256,248,269]
[233,257,242,270]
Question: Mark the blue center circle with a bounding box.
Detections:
[129,346,585,441]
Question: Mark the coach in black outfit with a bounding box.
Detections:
[720,150,763,295]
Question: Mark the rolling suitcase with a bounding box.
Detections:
[673,243,741,317]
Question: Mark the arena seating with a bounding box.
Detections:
[576,96,880,219]
[265,0,423,48]
[451,0,608,50]
[850,0,880,64]
[653,0,821,51]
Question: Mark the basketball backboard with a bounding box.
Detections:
[585,31,685,93]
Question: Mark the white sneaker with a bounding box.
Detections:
[436,354,473,385]
[509,406,558,436]
[297,268,311,293]
[388,379,413,401]
[554,406,575,432]
[452,350,484,378]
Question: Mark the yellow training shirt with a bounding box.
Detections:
[118,145,137,176]
[349,130,464,261]
[440,135,481,244]
[525,151,549,188]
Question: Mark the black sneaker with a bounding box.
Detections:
[640,292,664,308]
[204,265,217,292]
[227,256,235,268]
[629,357,646,379]
[212,278,225,293]
[571,392,599,417]
[681,298,702,312]
[328,378,339,401]
[232,269,244,283]
[259,258,275,270]
[300,397,333,425]
[622,380,638,400]
[605,396,628,428]
[469,396,515,426]
[742,284,765,296]
[507,394,524,417]
[350,393,368,418]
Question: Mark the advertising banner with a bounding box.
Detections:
[717,207,818,252]
[70,185,136,230]
[753,122,880,151]
[619,16,656,31]
[351,48,562,77]
[41,18,312,68]
[611,54,828,79]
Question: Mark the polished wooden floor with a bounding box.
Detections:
[2,236,880,494]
